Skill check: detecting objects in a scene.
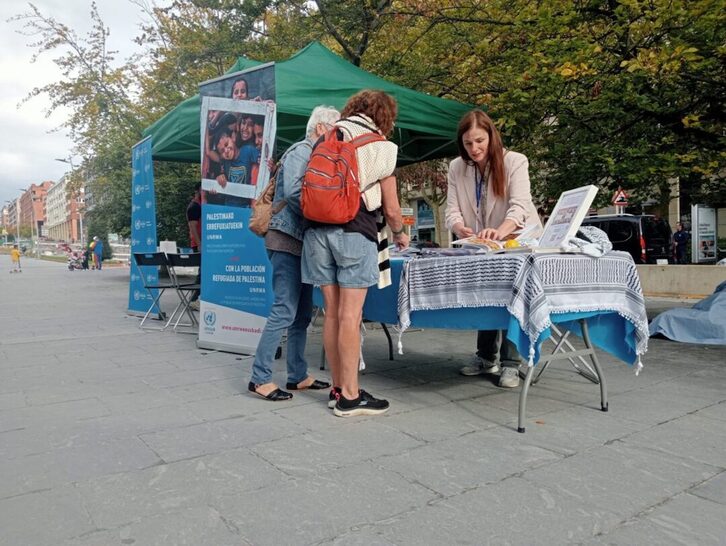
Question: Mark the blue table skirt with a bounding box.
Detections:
[313,259,640,365]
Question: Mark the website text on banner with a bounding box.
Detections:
[197,65,277,354]
[128,137,160,316]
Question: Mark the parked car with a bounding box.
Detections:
[581,214,673,264]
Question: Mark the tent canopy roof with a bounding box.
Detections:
[142,42,473,165]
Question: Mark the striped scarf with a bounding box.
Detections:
[377,213,391,289]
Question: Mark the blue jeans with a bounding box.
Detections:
[250,250,313,385]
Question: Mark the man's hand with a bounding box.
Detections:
[216,174,228,188]
[393,231,410,250]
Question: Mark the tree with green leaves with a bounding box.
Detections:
[365,0,725,211]
[14,0,723,251]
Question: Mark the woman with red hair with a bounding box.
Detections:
[445,109,541,388]
[302,90,409,417]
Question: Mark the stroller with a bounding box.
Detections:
[67,251,84,270]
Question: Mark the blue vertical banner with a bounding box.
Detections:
[128,137,160,316]
[196,64,277,354]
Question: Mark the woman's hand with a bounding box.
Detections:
[453,223,474,239]
[477,228,503,240]
[216,174,228,188]
[477,219,517,241]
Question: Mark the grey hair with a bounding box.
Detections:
[306,106,341,138]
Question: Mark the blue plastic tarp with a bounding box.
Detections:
[649,281,726,345]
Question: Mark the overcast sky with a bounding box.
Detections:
[0,0,152,207]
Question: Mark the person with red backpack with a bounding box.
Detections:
[301,90,409,417]
[247,106,340,402]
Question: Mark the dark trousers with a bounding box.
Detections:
[476,330,522,368]
[190,246,201,301]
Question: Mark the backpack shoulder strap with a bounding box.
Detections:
[341,117,380,133]
[349,132,386,150]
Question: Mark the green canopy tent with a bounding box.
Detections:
[142,41,473,165]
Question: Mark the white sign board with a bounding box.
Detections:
[691,204,717,263]
[538,185,599,249]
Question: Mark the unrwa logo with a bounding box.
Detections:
[204,311,216,326]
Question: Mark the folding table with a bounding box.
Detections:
[316,252,648,432]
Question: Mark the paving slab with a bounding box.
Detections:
[583,492,726,546]
[213,462,437,546]
[377,428,563,497]
[76,447,286,529]
[0,485,94,546]
[251,419,424,477]
[623,412,726,468]
[376,476,621,545]
[138,412,305,462]
[522,442,719,519]
[62,506,248,546]
[690,470,726,505]
[1,255,725,545]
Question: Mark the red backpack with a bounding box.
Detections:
[302,128,385,224]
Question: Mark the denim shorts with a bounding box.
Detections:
[302,227,378,288]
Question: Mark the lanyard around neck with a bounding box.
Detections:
[475,166,487,209]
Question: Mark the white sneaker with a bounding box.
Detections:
[460,355,500,376]
[190,300,200,311]
[498,367,521,388]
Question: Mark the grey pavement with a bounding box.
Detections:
[1,255,725,546]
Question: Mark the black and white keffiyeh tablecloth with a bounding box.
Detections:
[397,251,648,369]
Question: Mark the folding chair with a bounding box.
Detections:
[132,252,176,330]
[165,252,201,333]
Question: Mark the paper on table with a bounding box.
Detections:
[451,236,503,250]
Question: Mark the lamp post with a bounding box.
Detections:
[54,157,84,247]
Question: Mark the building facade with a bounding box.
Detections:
[45,177,84,243]
[18,181,53,237]
[4,199,20,239]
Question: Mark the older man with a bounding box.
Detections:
[248,106,340,401]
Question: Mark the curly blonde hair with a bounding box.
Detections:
[341,90,397,137]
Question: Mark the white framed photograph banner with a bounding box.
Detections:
[200,96,276,201]
[538,185,599,249]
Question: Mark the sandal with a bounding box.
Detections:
[286,378,332,391]
[248,382,293,401]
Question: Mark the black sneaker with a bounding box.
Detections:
[333,390,389,417]
[328,387,342,409]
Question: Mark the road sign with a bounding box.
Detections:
[401,207,414,217]
[402,217,416,225]
[611,188,629,206]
